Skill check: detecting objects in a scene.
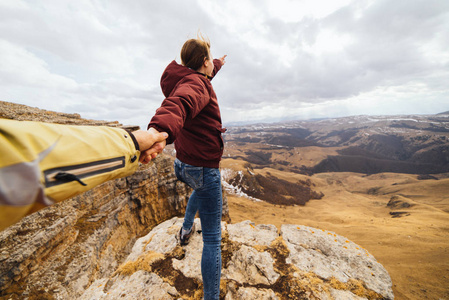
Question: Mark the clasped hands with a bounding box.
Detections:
[132,128,168,164]
[133,55,226,164]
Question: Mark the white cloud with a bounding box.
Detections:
[0,0,448,128]
[0,40,77,89]
[267,0,353,21]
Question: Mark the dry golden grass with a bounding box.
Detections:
[226,164,449,300]
[270,146,341,168]
[223,144,341,168]
[114,251,164,276]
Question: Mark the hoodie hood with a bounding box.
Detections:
[160,60,197,98]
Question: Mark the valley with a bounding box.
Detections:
[220,114,449,300]
[224,114,449,175]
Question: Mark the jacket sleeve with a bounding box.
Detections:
[211,59,223,79]
[148,76,210,144]
[0,119,141,230]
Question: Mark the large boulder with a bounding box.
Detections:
[81,218,393,299]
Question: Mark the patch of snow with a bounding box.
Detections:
[221,169,262,202]
[387,118,419,122]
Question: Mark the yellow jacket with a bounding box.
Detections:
[0,119,141,230]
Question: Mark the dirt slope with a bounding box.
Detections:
[225,164,449,300]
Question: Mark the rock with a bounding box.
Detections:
[221,191,231,224]
[281,224,394,299]
[225,284,279,300]
[226,220,278,246]
[387,195,415,209]
[78,219,393,300]
[387,195,414,218]
[222,244,279,285]
[389,211,410,218]
[329,288,367,300]
[126,217,180,262]
[172,220,203,281]
[80,271,178,300]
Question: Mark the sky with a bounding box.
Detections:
[1,0,448,129]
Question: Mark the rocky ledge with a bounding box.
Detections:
[0,155,231,300]
[81,218,393,300]
[0,156,188,299]
[0,101,126,127]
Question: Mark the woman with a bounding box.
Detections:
[143,35,226,300]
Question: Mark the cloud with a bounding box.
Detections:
[0,0,448,127]
[0,40,77,88]
[218,0,449,116]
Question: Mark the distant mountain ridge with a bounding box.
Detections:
[225,114,449,175]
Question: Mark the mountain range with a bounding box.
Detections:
[224,114,449,175]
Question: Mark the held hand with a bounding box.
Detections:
[139,140,166,164]
[138,128,168,164]
[218,55,227,66]
[132,128,168,152]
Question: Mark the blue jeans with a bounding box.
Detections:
[174,158,223,300]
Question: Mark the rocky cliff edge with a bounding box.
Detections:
[81,218,393,300]
[0,156,193,299]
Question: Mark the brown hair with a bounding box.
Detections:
[180,34,211,71]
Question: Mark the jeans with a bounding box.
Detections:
[174,158,223,300]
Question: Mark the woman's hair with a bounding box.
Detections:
[180,34,211,71]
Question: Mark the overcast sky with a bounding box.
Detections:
[1,0,448,128]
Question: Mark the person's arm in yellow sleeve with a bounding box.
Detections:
[0,119,167,230]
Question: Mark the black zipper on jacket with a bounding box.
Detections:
[44,157,126,188]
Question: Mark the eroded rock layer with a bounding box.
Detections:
[0,156,193,299]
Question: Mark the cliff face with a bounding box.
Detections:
[0,156,194,298]
[0,102,233,299]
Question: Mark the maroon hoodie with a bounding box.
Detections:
[148,59,225,168]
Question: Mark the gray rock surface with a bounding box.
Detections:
[226,220,278,246]
[223,244,279,285]
[80,218,394,299]
[281,224,394,299]
[225,284,279,300]
[80,271,177,300]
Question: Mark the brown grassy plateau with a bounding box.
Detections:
[221,141,449,300]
